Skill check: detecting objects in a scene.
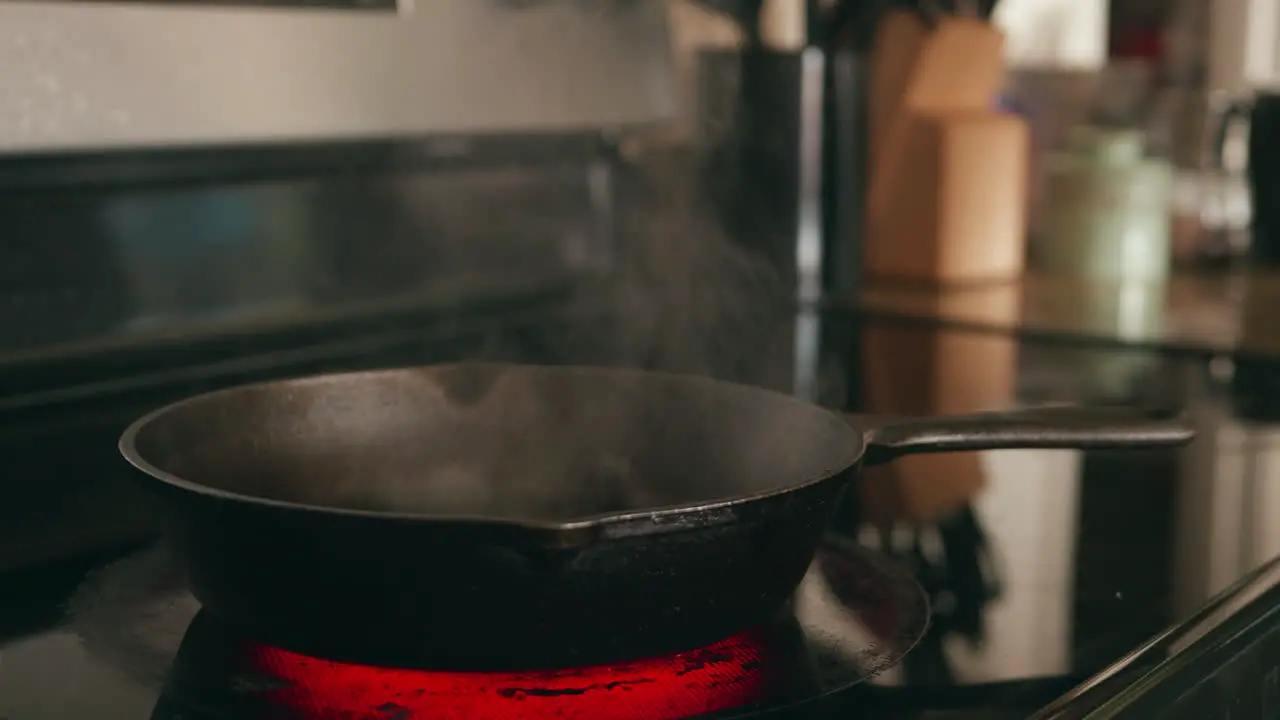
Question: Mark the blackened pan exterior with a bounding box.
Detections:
[142,459,857,668]
[121,364,865,667]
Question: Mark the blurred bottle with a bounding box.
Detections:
[1036,125,1173,282]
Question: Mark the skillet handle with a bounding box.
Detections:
[859,406,1194,466]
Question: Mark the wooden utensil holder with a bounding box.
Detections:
[865,109,1030,284]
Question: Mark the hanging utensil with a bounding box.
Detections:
[805,0,823,45]
[822,0,873,52]
[915,0,949,26]
[759,0,807,50]
[694,0,767,47]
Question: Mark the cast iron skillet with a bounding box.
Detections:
[119,363,1192,669]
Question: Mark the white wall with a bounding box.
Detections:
[994,0,1109,70]
[0,1,678,153]
[1209,0,1280,93]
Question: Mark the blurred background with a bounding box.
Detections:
[4,0,1280,717]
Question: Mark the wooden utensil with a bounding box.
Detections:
[759,0,808,50]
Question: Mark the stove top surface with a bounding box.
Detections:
[2,538,931,720]
[0,307,1270,719]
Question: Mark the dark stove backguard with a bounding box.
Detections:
[0,130,627,574]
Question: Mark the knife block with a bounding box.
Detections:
[865,109,1030,284]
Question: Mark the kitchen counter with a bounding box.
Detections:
[855,269,1280,359]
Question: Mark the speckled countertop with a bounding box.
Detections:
[855,269,1280,358]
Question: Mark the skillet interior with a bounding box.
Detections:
[124,363,862,523]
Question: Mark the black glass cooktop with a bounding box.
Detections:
[11,539,927,720]
[2,305,1278,719]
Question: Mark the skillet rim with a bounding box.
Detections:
[118,363,866,544]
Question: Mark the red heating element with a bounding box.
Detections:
[243,629,785,720]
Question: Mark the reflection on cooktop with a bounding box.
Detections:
[61,540,928,719]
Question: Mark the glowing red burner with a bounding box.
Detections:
[243,629,784,720]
